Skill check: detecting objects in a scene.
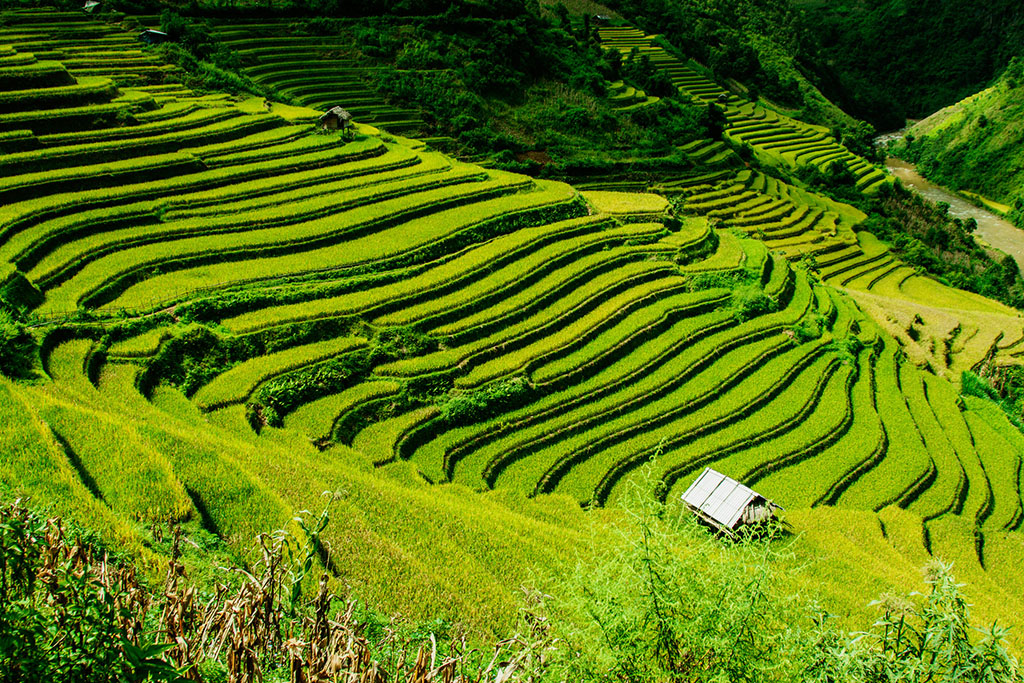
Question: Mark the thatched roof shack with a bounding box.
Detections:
[681,467,780,536]
[83,0,101,12]
[319,106,352,130]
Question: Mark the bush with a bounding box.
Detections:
[439,375,532,425]
[0,309,35,379]
[808,561,1022,682]
[731,281,778,321]
[0,501,183,682]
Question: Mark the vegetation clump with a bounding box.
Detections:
[439,375,532,426]
[0,309,35,379]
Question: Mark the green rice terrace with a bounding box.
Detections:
[2,6,1024,677]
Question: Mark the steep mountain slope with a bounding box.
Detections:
[794,0,1024,130]
[895,58,1024,223]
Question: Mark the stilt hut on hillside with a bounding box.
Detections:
[681,467,780,536]
[319,106,352,131]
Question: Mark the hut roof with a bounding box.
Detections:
[83,0,101,11]
[319,106,352,122]
[681,467,773,531]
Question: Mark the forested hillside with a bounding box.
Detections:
[794,0,1024,130]
[892,58,1024,226]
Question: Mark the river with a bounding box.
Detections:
[884,157,1024,273]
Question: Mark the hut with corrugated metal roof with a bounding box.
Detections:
[680,467,780,536]
[138,29,169,45]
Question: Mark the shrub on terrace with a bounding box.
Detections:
[0,308,35,379]
[731,281,778,321]
[440,375,532,426]
[964,368,1024,428]
[791,313,826,343]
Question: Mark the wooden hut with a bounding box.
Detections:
[83,0,101,12]
[138,29,169,45]
[319,106,352,130]
[681,467,780,536]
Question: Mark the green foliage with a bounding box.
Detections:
[156,12,271,96]
[892,64,1024,216]
[691,268,779,322]
[829,334,863,366]
[791,312,827,343]
[606,0,857,128]
[0,502,186,682]
[440,375,532,426]
[338,7,710,164]
[796,160,861,204]
[244,326,437,430]
[794,0,1024,128]
[621,49,675,98]
[731,280,778,321]
[962,369,1024,432]
[807,561,1022,682]
[145,326,236,397]
[157,43,267,97]
[0,308,35,379]
[0,268,43,312]
[684,268,757,292]
[246,348,380,430]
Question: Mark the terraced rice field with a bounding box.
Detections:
[598,25,889,193]
[607,79,659,111]
[2,8,1023,637]
[206,20,425,133]
[653,164,1024,378]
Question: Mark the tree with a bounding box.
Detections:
[1002,255,1019,286]
[706,102,727,139]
